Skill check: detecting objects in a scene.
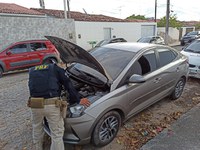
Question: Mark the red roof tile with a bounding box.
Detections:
[0,3,44,15]
[0,3,153,22]
[32,8,153,23]
[181,21,200,27]
[31,8,127,22]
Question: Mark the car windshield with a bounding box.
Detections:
[91,47,135,80]
[184,40,200,53]
[138,37,151,43]
[70,47,135,80]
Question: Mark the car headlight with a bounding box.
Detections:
[69,104,86,118]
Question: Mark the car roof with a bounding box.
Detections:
[103,42,157,53]
[17,39,48,43]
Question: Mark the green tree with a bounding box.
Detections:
[126,14,147,20]
[157,14,182,29]
[195,23,200,30]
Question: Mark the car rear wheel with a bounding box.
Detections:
[92,111,121,147]
[171,78,185,100]
[0,67,3,78]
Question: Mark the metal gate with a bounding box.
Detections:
[104,28,111,39]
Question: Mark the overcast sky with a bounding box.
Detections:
[0,0,199,21]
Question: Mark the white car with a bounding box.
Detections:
[181,39,200,78]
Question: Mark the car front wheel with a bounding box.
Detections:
[171,78,186,100]
[92,111,121,147]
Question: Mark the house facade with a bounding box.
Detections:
[1,3,157,50]
[33,8,157,49]
[75,21,156,49]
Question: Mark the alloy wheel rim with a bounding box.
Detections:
[99,116,119,142]
[175,80,184,98]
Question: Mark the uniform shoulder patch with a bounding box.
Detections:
[34,65,49,70]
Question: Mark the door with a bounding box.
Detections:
[141,25,156,37]
[6,43,31,70]
[123,49,164,117]
[28,42,48,66]
[155,47,180,94]
[103,28,111,39]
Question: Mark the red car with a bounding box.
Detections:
[0,39,59,77]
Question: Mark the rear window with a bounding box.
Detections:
[30,42,47,51]
[186,31,198,36]
[137,37,151,43]
[158,48,177,67]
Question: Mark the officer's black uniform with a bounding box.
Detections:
[28,63,80,105]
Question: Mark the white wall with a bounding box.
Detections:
[75,21,156,50]
[157,27,179,40]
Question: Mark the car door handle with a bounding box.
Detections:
[154,77,161,83]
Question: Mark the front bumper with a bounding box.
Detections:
[44,113,96,145]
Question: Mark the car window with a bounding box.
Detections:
[9,44,28,54]
[30,42,47,51]
[157,48,177,67]
[95,40,110,47]
[138,37,151,43]
[132,50,157,75]
[110,38,126,43]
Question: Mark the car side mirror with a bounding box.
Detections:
[129,74,146,83]
[6,51,12,55]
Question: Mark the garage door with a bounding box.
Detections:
[141,25,156,37]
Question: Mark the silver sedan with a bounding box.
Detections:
[44,36,189,147]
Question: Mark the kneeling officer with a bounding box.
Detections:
[28,60,91,150]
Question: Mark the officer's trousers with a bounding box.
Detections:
[31,105,64,150]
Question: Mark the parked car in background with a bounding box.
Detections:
[137,36,165,45]
[180,31,200,46]
[0,39,59,77]
[95,38,127,47]
[181,39,200,78]
[44,36,189,147]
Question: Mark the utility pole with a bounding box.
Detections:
[67,0,71,18]
[63,0,67,19]
[154,0,157,22]
[39,0,45,9]
[165,0,170,45]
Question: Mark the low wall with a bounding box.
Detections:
[0,16,76,49]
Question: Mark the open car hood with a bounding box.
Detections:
[45,36,109,81]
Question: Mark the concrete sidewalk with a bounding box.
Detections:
[140,103,200,150]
